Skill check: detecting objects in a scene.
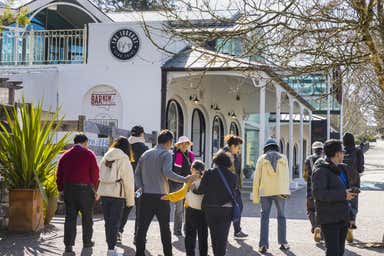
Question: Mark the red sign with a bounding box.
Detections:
[91,93,116,106]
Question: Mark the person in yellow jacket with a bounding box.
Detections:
[161,160,208,256]
[252,138,290,254]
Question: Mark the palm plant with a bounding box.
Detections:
[0,99,70,200]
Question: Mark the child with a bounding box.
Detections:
[162,160,208,256]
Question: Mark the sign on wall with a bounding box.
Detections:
[110,29,140,60]
[83,85,123,128]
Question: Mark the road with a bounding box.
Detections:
[0,142,384,255]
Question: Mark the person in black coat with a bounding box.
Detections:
[312,139,358,256]
[193,149,237,256]
[118,126,149,243]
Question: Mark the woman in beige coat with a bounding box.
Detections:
[97,137,135,256]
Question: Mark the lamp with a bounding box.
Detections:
[228,112,237,119]
[211,104,220,111]
[189,95,200,104]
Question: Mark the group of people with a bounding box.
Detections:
[56,126,364,256]
[304,133,364,256]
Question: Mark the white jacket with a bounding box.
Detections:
[97,148,135,207]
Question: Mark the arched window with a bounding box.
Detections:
[191,109,206,160]
[166,100,184,142]
[293,144,299,178]
[280,139,284,154]
[212,116,224,155]
[229,122,239,136]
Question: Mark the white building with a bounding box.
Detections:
[0,0,316,186]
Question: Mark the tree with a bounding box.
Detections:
[0,1,29,30]
[145,0,384,94]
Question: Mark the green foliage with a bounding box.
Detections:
[0,4,30,31]
[43,173,58,198]
[0,99,70,202]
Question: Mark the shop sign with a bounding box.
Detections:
[91,92,117,106]
[110,29,140,60]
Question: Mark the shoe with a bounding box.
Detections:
[280,243,290,250]
[314,227,322,243]
[346,229,354,243]
[83,241,95,248]
[234,231,248,239]
[117,232,122,244]
[350,223,357,230]
[259,246,267,253]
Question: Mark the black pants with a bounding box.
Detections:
[307,197,317,231]
[135,194,172,256]
[101,197,125,250]
[185,207,208,256]
[233,190,243,234]
[205,207,233,256]
[321,221,348,256]
[63,183,95,247]
[119,201,136,233]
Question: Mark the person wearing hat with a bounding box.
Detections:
[304,141,324,242]
[252,138,290,253]
[118,125,149,244]
[171,136,195,236]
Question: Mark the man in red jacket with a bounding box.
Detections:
[57,134,100,254]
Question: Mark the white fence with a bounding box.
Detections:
[0,28,87,66]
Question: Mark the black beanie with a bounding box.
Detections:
[343,132,355,147]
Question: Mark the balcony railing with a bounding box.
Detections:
[0,28,87,66]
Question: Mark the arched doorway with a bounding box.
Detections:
[229,122,240,136]
[293,144,299,179]
[191,109,206,161]
[166,100,184,142]
[212,116,224,155]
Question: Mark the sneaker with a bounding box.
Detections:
[259,246,267,254]
[280,243,290,250]
[107,249,123,256]
[117,232,122,244]
[234,231,248,239]
[314,227,322,243]
[83,241,95,248]
[346,229,354,243]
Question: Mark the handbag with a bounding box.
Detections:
[217,168,241,222]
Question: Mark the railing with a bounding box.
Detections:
[0,27,87,66]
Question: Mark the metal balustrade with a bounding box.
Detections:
[0,27,87,66]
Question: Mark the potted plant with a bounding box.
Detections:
[43,173,59,226]
[0,100,69,232]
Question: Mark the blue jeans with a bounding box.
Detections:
[259,196,287,248]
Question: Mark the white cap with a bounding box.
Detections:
[312,141,324,149]
[175,136,193,146]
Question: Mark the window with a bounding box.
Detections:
[166,100,184,142]
[229,122,239,136]
[212,116,224,155]
[191,109,206,160]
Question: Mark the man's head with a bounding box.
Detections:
[191,160,205,176]
[312,141,324,155]
[343,132,355,147]
[324,139,344,164]
[263,138,279,153]
[131,125,145,137]
[157,129,174,151]
[74,133,89,148]
[225,135,243,155]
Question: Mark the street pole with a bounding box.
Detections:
[327,72,331,140]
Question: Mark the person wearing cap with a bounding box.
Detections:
[252,138,290,253]
[304,141,324,242]
[170,136,195,236]
[118,126,149,244]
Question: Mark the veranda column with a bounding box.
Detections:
[299,105,304,180]
[259,81,266,156]
[288,96,294,183]
[308,110,313,155]
[275,86,282,143]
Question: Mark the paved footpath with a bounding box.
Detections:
[1,143,384,255]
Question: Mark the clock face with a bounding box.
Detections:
[110,29,140,60]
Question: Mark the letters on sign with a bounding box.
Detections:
[91,92,116,106]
